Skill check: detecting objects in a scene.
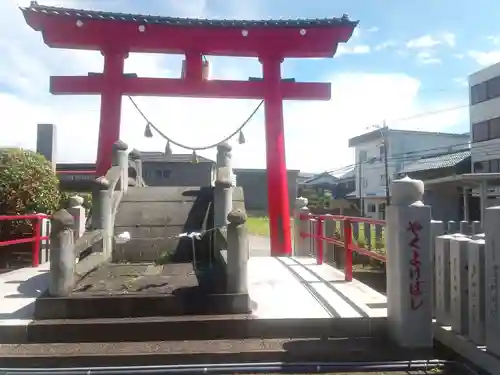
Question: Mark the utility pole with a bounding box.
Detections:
[358,154,364,216]
[382,121,391,206]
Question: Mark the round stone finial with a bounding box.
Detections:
[217,142,232,153]
[227,209,247,225]
[94,176,110,190]
[295,196,308,208]
[113,140,128,151]
[52,209,74,229]
[128,148,141,160]
[69,195,84,207]
[391,176,424,206]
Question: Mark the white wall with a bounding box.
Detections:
[353,131,469,201]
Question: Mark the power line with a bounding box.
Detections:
[321,141,500,178]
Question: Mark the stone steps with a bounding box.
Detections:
[34,291,250,320]
[0,337,431,368]
[22,315,388,343]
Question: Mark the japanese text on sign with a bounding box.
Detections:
[408,221,423,310]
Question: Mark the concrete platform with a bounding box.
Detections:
[0,255,387,344]
[249,256,387,319]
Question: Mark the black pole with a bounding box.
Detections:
[358,159,364,216]
[382,124,390,207]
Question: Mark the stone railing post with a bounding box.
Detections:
[471,221,482,235]
[468,238,486,346]
[92,177,112,258]
[293,197,309,256]
[430,220,445,317]
[67,195,86,241]
[323,214,334,262]
[129,148,143,186]
[449,236,470,336]
[214,142,233,231]
[484,206,500,357]
[435,234,453,327]
[386,176,432,348]
[49,209,75,297]
[112,140,129,192]
[226,209,249,294]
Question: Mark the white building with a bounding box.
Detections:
[469,62,500,173]
[348,129,470,219]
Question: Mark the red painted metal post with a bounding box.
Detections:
[32,216,41,267]
[343,218,353,281]
[261,56,292,256]
[316,217,323,264]
[95,52,126,176]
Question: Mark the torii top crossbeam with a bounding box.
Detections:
[21,4,357,57]
[21,2,358,257]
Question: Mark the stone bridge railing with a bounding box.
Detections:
[49,140,140,296]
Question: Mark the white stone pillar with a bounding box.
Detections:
[67,195,86,241]
[214,143,233,230]
[386,176,432,348]
[468,239,486,345]
[430,220,445,318]
[449,236,470,336]
[293,197,309,256]
[485,206,500,357]
[323,214,335,263]
[435,235,453,326]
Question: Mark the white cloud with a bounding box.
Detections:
[375,40,397,51]
[407,35,442,49]
[406,33,456,49]
[336,44,371,56]
[367,27,379,33]
[1,1,467,174]
[468,50,500,67]
[416,51,441,65]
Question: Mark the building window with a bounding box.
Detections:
[474,158,500,173]
[367,203,376,213]
[488,76,500,99]
[490,117,500,139]
[471,82,487,104]
[471,76,500,105]
[473,121,489,142]
[472,117,500,142]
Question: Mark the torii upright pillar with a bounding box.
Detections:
[261,56,291,255]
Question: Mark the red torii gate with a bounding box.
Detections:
[21,3,357,256]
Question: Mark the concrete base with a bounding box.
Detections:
[249,256,387,319]
[434,321,500,375]
[0,255,387,344]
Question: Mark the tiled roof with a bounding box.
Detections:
[140,151,214,163]
[22,3,357,29]
[400,150,471,174]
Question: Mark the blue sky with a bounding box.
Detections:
[1,0,499,173]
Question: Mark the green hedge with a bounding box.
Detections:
[0,148,60,240]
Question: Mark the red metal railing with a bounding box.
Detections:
[299,214,386,281]
[0,214,50,267]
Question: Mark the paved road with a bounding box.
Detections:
[249,235,271,257]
